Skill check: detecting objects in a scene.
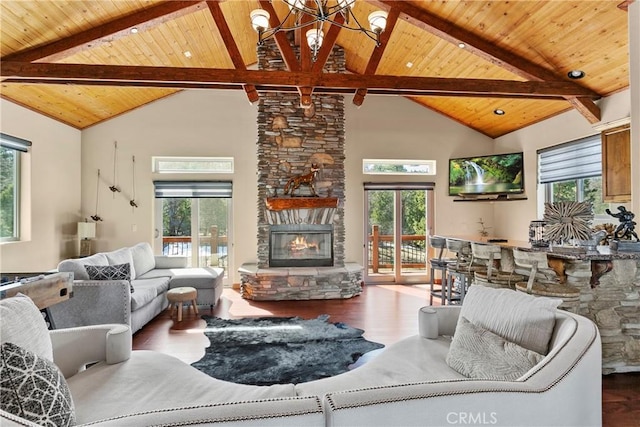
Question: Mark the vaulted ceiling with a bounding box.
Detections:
[0,1,632,138]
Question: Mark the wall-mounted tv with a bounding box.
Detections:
[448,152,524,196]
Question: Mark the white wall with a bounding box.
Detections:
[344,96,495,263]
[0,100,81,272]
[80,90,258,284]
[494,89,632,241]
[81,90,494,283]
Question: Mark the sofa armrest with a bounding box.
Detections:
[50,324,132,378]
[154,255,188,269]
[47,280,131,330]
[418,306,461,338]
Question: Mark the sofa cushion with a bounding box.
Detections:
[85,264,133,293]
[130,242,156,277]
[0,294,53,362]
[459,285,561,355]
[168,268,221,288]
[0,342,75,427]
[67,350,295,424]
[446,317,544,381]
[105,248,136,280]
[58,253,108,281]
[130,278,170,311]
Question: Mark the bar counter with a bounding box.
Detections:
[436,235,640,374]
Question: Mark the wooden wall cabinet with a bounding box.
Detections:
[601,124,631,203]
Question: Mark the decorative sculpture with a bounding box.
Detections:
[91,169,103,222]
[109,141,121,194]
[283,164,319,197]
[606,206,638,241]
[543,201,593,244]
[129,155,138,208]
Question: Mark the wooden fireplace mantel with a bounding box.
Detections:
[265,197,339,211]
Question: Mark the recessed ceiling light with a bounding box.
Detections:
[130,27,138,34]
[458,42,466,49]
[183,50,192,58]
[406,61,413,68]
[494,109,505,116]
[567,70,585,79]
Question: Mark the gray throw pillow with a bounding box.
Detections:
[446,317,544,381]
[85,263,134,293]
[0,342,76,427]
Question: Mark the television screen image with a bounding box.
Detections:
[449,152,524,196]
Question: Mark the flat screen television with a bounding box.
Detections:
[448,152,524,196]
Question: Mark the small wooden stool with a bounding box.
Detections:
[167,287,198,322]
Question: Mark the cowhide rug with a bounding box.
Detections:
[191,314,384,386]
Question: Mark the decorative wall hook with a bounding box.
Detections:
[109,141,121,194]
[129,155,138,208]
[91,169,103,221]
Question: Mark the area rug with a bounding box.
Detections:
[191,314,384,386]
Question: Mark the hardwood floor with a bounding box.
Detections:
[133,285,640,427]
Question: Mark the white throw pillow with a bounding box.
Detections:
[0,294,53,362]
[130,242,156,277]
[57,253,109,281]
[459,285,561,355]
[105,247,136,280]
[446,317,544,381]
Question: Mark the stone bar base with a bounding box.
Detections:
[239,263,363,301]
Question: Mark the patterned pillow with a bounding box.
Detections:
[0,342,76,427]
[84,263,134,293]
[446,317,544,381]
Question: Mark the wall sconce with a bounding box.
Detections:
[77,221,96,257]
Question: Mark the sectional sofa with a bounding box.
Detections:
[49,242,224,333]
[0,286,602,427]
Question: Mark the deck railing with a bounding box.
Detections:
[162,226,228,269]
[368,225,427,272]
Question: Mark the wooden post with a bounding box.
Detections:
[372,225,380,273]
[210,226,219,266]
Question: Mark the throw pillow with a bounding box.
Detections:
[104,247,136,279]
[84,264,134,293]
[459,285,561,355]
[446,317,544,381]
[0,294,53,362]
[0,342,76,427]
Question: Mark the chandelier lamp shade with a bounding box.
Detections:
[250,0,388,57]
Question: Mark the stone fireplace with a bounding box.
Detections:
[239,38,363,301]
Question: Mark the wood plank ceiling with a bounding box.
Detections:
[0,0,631,138]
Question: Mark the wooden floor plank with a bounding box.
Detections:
[132,285,640,426]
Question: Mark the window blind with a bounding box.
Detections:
[0,133,31,152]
[538,135,601,184]
[153,181,232,198]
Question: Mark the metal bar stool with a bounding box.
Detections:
[513,249,580,312]
[428,236,455,304]
[444,239,474,304]
[471,243,524,290]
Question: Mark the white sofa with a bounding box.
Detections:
[0,286,602,427]
[50,242,224,333]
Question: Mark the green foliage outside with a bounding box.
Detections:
[162,197,228,237]
[0,148,16,239]
[551,177,607,215]
[368,189,426,249]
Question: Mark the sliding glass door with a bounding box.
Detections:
[364,184,434,284]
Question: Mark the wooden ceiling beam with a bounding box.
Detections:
[352,7,400,107]
[0,62,601,99]
[258,0,300,72]
[2,1,205,64]
[370,0,601,123]
[206,1,258,104]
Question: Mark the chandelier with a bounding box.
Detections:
[250,0,389,59]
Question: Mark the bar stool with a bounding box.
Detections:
[471,243,524,290]
[513,249,580,312]
[444,239,475,304]
[428,236,456,304]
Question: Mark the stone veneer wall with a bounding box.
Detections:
[256,39,346,269]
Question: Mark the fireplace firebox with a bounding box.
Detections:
[269,224,334,267]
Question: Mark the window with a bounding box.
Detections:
[153,156,234,174]
[363,159,436,175]
[0,133,31,241]
[538,135,610,219]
